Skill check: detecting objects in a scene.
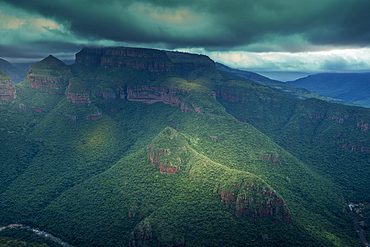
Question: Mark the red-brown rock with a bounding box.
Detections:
[28,75,69,95]
[0,78,16,101]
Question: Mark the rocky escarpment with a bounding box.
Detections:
[75,47,174,72]
[127,86,193,112]
[166,51,215,71]
[27,55,73,95]
[147,144,181,174]
[215,181,291,224]
[75,47,216,72]
[28,75,69,95]
[0,71,16,101]
[65,78,91,106]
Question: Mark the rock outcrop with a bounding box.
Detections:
[127,86,188,109]
[0,71,16,101]
[166,51,215,71]
[65,78,91,105]
[27,55,72,95]
[75,47,216,72]
[216,181,291,224]
[96,88,116,99]
[75,47,174,72]
[28,76,69,95]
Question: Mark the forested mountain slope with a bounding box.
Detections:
[287,73,370,108]
[0,47,368,246]
[216,63,359,106]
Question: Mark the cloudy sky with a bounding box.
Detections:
[1,0,370,79]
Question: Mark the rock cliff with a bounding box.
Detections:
[75,47,215,72]
[75,47,174,72]
[126,86,188,106]
[166,51,215,71]
[28,76,69,95]
[0,70,16,101]
[27,55,72,95]
[65,78,91,105]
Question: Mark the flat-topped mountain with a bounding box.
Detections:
[75,47,215,72]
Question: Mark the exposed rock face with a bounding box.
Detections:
[66,91,91,105]
[75,47,216,72]
[166,51,215,71]
[65,78,91,106]
[112,82,125,99]
[27,55,72,95]
[18,103,26,111]
[0,77,16,101]
[96,88,116,99]
[357,121,370,131]
[147,146,180,174]
[215,90,245,103]
[216,181,291,224]
[76,47,174,72]
[28,75,69,95]
[129,224,153,247]
[86,111,102,120]
[127,86,188,107]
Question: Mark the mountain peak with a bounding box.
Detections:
[28,55,72,78]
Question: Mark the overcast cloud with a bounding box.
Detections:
[1,0,370,73]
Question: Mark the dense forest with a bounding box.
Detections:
[0,47,369,246]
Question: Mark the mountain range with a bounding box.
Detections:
[0,47,369,246]
[0,59,27,84]
[287,73,370,108]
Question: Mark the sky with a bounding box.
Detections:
[1,0,370,80]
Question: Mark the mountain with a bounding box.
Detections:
[216,63,359,106]
[287,73,370,108]
[0,47,369,246]
[0,58,27,84]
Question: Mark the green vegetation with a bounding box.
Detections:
[0,49,368,246]
[216,63,359,106]
[0,228,61,247]
[65,77,88,94]
[0,70,11,80]
[27,56,73,78]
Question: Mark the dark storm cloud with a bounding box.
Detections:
[1,0,370,52]
[0,41,83,62]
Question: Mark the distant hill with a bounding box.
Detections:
[216,63,358,106]
[0,59,26,84]
[287,73,370,108]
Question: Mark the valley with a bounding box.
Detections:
[0,47,369,246]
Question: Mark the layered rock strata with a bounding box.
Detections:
[75,47,216,72]
[76,47,174,72]
[65,79,91,106]
[0,74,16,101]
[165,51,215,71]
[28,75,69,95]
[127,85,187,107]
